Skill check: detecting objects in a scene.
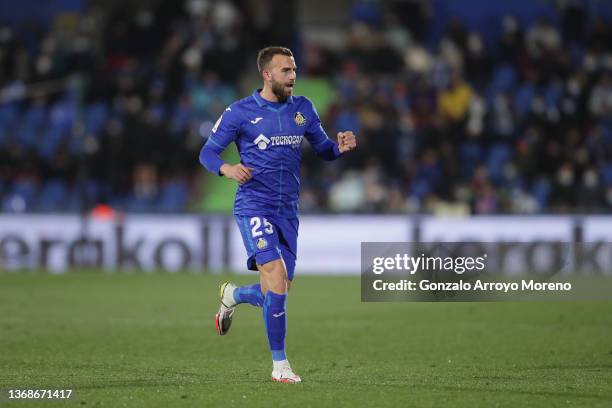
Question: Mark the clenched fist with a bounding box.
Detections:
[220,163,254,184]
[337,131,357,153]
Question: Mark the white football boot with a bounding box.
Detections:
[215,282,237,335]
[272,363,302,383]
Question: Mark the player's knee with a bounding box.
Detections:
[267,276,288,294]
[270,279,287,294]
[259,259,288,294]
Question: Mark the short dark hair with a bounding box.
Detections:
[257,46,293,73]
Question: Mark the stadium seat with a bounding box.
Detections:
[24,103,47,126]
[487,64,517,102]
[64,190,83,212]
[460,141,485,178]
[0,123,7,147]
[38,126,67,159]
[0,102,19,147]
[545,82,563,108]
[84,102,109,137]
[49,100,75,133]
[124,194,158,213]
[334,110,360,136]
[514,84,535,119]
[487,143,513,184]
[600,165,612,186]
[2,180,37,212]
[17,104,47,148]
[63,181,111,212]
[36,179,68,212]
[531,178,551,212]
[0,102,19,128]
[158,181,189,212]
[170,102,194,135]
[148,103,167,123]
[409,178,432,201]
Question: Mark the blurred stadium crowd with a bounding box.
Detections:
[0,0,611,214]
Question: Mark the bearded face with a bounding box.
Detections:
[270,76,294,101]
[264,54,296,102]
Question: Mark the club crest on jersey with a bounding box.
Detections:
[294,112,306,126]
[254,134,271,150]
[256,238,268,250]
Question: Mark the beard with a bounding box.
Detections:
[271,79,293,102]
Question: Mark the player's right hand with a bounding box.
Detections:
[220,163,254,184]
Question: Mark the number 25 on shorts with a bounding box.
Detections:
[250,217,273,237]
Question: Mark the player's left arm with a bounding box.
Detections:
[304,100,357,160]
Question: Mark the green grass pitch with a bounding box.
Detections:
[1,272,611,407]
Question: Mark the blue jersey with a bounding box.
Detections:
[199,89,342,218]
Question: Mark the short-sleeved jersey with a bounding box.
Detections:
[201,90,341,218]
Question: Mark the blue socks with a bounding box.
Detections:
[233,283,264,307]
[233,283,288,362]
[263,290,287,361]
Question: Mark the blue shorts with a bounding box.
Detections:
[234,215,299,281]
